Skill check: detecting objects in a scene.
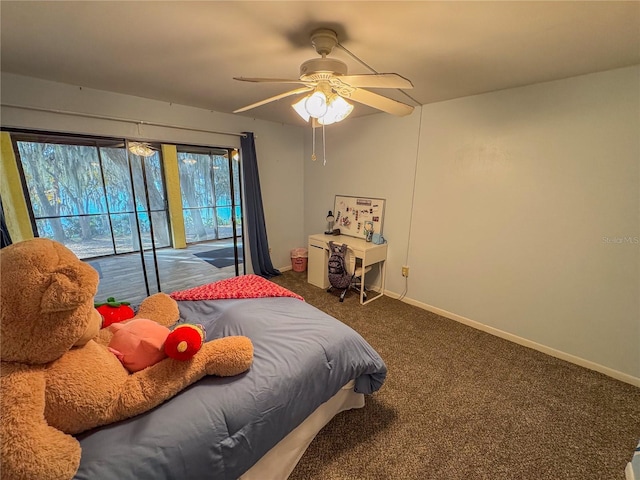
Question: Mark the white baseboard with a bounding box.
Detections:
[385,290,640,387]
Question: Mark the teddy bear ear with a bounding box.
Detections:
[41,263,99,313]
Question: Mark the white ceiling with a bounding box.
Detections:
[1,1,639,126]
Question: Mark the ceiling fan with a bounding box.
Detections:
[233,28,415,124]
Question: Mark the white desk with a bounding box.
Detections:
[307,233,387,305]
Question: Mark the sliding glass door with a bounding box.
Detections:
[101,143,170,255]
[177,146,244,276]
[7,130,245,304]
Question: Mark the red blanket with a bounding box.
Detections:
[169,274,304,302]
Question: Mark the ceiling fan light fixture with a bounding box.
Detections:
[318,96,354,125]
[292,96,311,122]
[293,92,354,125]
[129,142,155,157]
[304,91,328,118]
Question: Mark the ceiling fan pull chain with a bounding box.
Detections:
[311,123,317,161]
[323,123,327,166]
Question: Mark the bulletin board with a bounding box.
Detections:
[333,195,385,239]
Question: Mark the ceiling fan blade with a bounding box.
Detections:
[233,86,313,113]
[345,88,414,117]
[337,73,413,89]
[234,77,310,85]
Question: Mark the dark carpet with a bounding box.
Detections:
[193,247,242,268]
[269,270,640,480]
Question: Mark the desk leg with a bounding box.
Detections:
[361,261,385,305]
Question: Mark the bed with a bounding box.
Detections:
[73,276,387,479]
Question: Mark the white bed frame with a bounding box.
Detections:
[240,380,364,479]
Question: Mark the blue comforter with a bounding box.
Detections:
[74,297,386,479]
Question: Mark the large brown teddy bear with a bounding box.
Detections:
[0,238,254,480]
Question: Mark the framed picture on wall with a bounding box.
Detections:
[333,195,385,239]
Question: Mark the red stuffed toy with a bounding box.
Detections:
[165,324,206,361]
[95,297,135,327]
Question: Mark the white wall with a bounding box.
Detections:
[0,73,305,272]
[305,66,639,383]
[412,66,639,381]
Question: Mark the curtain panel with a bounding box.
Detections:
[240,132,280,278]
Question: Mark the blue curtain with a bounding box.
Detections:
[0,197,12,248]
[241,132,280,278]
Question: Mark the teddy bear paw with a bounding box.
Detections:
[202,336,254,377]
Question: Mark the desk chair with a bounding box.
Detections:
[326,242,371,302]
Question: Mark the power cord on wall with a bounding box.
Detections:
[397,104,423,302]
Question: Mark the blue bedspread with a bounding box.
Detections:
[74,297,386,479]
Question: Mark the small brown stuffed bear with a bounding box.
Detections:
[0,238,254,480]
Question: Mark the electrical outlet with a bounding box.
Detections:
[402,265,409,277]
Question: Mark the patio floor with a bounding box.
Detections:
[85,240,244,305]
